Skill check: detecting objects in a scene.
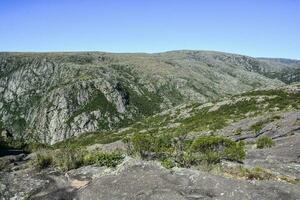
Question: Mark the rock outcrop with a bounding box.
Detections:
[1,157,300,200]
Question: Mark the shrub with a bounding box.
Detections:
[223,141,245,161]
[83,152,124,167]
[245,167,274,180]
[130,133,172,159]
[189,136,245,165]
[0,158,10,171]
[52,148,85,171]
[131,133,154,159]
[256,136,274,149]
[34,150,53,169]
[234,128,242,135]
[250,121,265,133]
[161,158,176,169]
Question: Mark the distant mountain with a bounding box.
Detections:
[1,50,296,144]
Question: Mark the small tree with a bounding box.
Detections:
[189,136,245,165]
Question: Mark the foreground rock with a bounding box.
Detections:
[1,157,299,200]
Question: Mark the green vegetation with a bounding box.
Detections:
[33,148,124,171]
[189,136,245,165]
[66,91,117,128]
[250,121,265,133]
[242,89,300,110]
[52,86,300,150]
[234,128,242,135]
[222,165,300,185]
[0,135,51,153]
[34,150,53,169]
[127,133,245,169]
[0,158,10,171]
[295,118,300,126]
[130,133,173,159]
[83,151,124,167]
[250,115,282,134]
[161,158,176,169]
[223,166,274,181]
[256,136,275,149]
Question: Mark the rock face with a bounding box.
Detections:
[1,51,296,144]
[2,157,300,200]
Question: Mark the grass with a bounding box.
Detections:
[222,166,274,181]
[250,121,265,133]
[222,166,300,185]
[295,118,300,126]
[256,136,275,149]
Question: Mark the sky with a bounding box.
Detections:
[0,0,299,59]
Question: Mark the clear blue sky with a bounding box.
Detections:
[0,0,299,59]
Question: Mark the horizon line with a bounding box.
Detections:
[0,49,299,60]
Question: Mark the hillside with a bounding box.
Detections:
[257,58,300,84]
[0,50,298,144]
[1,83,299,199]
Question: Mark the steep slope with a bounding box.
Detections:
[1,84,300,200]
[0,51,285,144]
[257,58,300,84]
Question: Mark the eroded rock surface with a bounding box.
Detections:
[1,157,300,200]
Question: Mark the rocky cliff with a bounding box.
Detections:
[0,51,296,144]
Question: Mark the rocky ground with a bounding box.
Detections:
[1,153,300,200]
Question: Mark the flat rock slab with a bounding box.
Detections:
[2,158,300,200]
[245,133,300,179]
[76,158,300,200]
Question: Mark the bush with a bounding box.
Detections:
[256,136,274,149]
[250,121,265,133]
[52,148,86,171]
[131,133,154,159]
[34,150,53,169]
[83,152,124,167]
[131,133,172,159]
[223,141,245,161]
[161,158,176,169]
[33,148,85,171]
[189,136,245,165]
